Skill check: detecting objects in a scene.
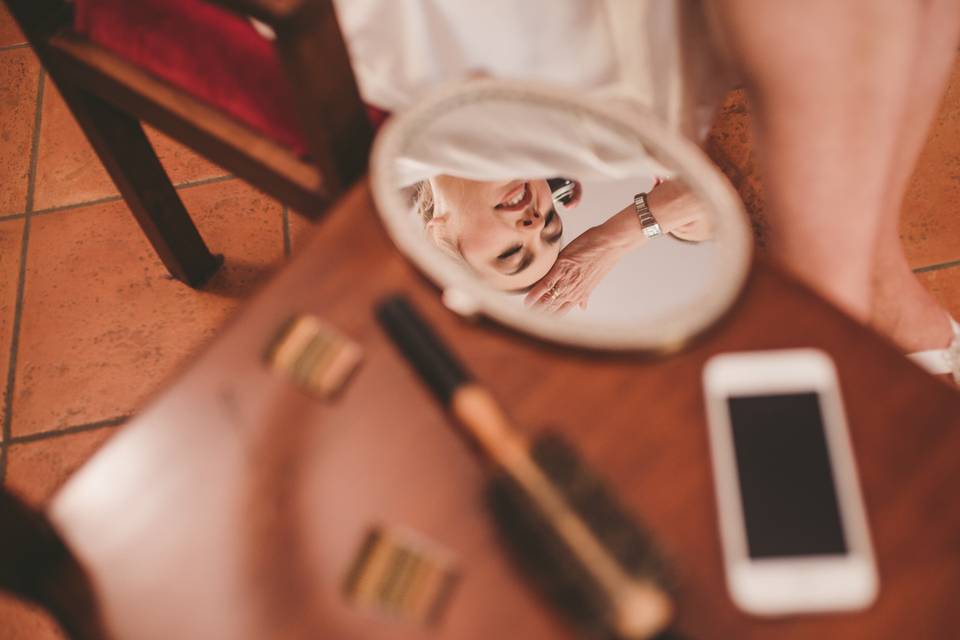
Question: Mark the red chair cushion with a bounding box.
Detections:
[74,0,389,156]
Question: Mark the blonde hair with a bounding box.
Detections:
[414,180,435,223]
[412,179,461,261]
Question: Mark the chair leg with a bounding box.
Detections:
[56,84,223,287]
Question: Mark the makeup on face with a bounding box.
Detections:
[493,207,563,276]
[430,177,565,289]
[495,181,533,211]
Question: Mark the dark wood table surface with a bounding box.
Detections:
[48,181,960,640]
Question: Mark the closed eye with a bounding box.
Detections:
[492,244,533,275]
[497,244,523,261]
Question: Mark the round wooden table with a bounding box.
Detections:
[49,182,960,639]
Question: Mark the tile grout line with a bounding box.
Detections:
[7,415,130,446]
[1,227,31,462]
[282,205,291,257]
[9,174,237,221]
[1,69,44,485]
[21,175,235,221]
[24,69,44,212]
[175,173,235,191]
[32,193,124,218]
[913,258,960,274]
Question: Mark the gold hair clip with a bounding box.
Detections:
[343,526,460,627]
[266,315,363,399]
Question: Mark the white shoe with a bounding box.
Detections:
[908,315,960,383]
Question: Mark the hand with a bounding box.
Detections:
[646,180,709,233]
[670,217,714,242]
[524,224,624,314]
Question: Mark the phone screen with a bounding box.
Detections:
[727,392,848,559]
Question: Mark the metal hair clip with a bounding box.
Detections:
[343,526,460,626]
[265,314,363,399]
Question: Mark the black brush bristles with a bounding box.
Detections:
[487,433,675,639]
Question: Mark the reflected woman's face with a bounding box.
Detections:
[429,177,563,290]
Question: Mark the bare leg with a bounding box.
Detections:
[870,0,960,352]
[710,0,960,351]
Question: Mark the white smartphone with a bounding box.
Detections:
[702,349,878,616]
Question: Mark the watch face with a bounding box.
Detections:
[643,223,663,239]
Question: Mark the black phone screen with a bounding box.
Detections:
[727,392,848,559]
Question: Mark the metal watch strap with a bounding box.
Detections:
[633,192,662,239]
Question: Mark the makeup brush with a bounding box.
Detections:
[375,295,675,639]
[547,177,578,206]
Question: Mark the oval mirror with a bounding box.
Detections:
[371,81,753,352]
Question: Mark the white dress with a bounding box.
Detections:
[332,1,731,323]
[332,0,732,142]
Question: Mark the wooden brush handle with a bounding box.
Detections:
[452,385,672,639]
[377,295,672,638]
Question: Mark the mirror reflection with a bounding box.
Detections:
[374,86,751,346]
[411,174,715,316]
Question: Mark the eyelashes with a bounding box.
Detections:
[497,244,523,261]
[495,207,562,275]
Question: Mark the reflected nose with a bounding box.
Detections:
[517,207,542,230]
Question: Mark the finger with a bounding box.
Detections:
[525,272,559,305]
[533,287,568,311]
[525,271,557,305]
[548,290,578,313]
[538,296,568,314]
[534,291,565,311]
[529,287,556,308]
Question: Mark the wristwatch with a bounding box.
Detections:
[633,192,662,239]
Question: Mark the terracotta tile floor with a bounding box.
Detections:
[0,34,304,638]
[0,67,299,447]
[0,29,958,637]
[0,3,24,49]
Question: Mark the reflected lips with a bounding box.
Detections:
[496,182,532,211]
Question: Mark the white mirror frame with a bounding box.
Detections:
[370,80,753,352]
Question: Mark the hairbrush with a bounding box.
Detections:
[375,295,676,639]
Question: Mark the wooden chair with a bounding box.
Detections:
[4,0,373,287]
